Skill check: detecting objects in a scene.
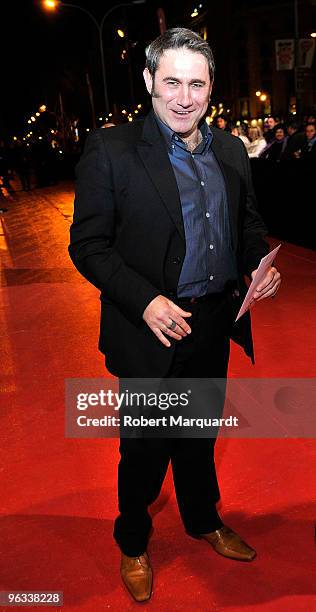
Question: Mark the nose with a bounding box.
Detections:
[176,85,192,108]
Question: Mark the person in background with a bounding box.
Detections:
[0,140,14,193]
[294,122,316,159]
[231,123,250,149]
[215,114,230,131]
[247,126,267,158]
[281,120,304,160]
[12,140,32,191]
[260,123,287,161]
[263,116,277,143]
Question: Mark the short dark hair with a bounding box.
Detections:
[145,28,215,82]
[273,123,286,135]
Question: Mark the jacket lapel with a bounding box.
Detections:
[136,112,185,241]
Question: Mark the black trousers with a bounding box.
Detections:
[114,290,235,556]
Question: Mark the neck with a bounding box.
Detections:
[181,129,202,152]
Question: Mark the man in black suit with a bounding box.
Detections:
[69,28,281,602]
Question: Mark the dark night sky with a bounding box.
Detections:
[1,0,306,138]
[0,0,198,138]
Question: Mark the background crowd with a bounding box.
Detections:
[1,110,315,198]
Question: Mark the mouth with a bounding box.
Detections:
[171,110,193,116]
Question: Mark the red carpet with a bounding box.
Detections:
[0,184,315,611]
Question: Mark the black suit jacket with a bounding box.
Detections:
[69,111,269,376]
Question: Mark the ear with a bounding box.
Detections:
[143,67,153,95]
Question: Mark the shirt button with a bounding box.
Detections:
[172,144,175,149]
[209,275,214,281]
[200,181,205,186]
[192,154,195,158]
[209,244,214,250]
[205,212,210,218]
[175,136,179,141]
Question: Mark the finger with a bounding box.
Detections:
[255,272,281,295]
[256,280,281,301]
[163,325,183,340]
[172,303,192,318]
[167,313,192,334]
[153,327,171,348]
[256,268,280,292]
[164,318,188,337]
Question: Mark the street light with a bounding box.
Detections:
[42,0,146,115]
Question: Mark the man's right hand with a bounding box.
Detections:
[143,295,192,348]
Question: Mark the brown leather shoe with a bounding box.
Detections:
[120,551,153,602]
[199,525,256,562]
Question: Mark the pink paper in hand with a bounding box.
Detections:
[235,244,281,322]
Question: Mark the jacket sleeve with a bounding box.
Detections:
[68,130,161,326]
[239,141,270,277]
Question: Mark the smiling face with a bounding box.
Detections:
[143,48,212,139]
[275,128,285,141]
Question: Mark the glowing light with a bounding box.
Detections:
[137,104,142,109]
[109,113,113,117]
[13,136,17,141]
[128,117,133,122]
[27,120,31,124]
[86,128,90,132]
[31,116,36,122]
[251,119,258,127]
[134,110,139,114]
[39,105,47,112]
[117,29,125,38]
[191,9,198,17]
[256,90,261,97]
[311,33,316,38]
[43,0,57,9]
[260,94,267,102]
[39,136,43,140]
[36,112,40,116]
[122,110,127,115]
[98,117,103,121]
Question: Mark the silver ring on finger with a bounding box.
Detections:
[167,319,177,331]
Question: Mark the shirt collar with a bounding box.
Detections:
[155,114,213,154]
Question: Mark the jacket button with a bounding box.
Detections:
[172,257,181,264]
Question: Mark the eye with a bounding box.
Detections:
[192,83,203,88]
[166,80,179,86]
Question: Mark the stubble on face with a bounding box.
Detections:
[144,48,212,139]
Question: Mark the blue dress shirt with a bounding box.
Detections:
[156,117,237,298]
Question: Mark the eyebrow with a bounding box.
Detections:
[162,77,206,85]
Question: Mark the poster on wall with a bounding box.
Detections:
[275,39,295,70]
